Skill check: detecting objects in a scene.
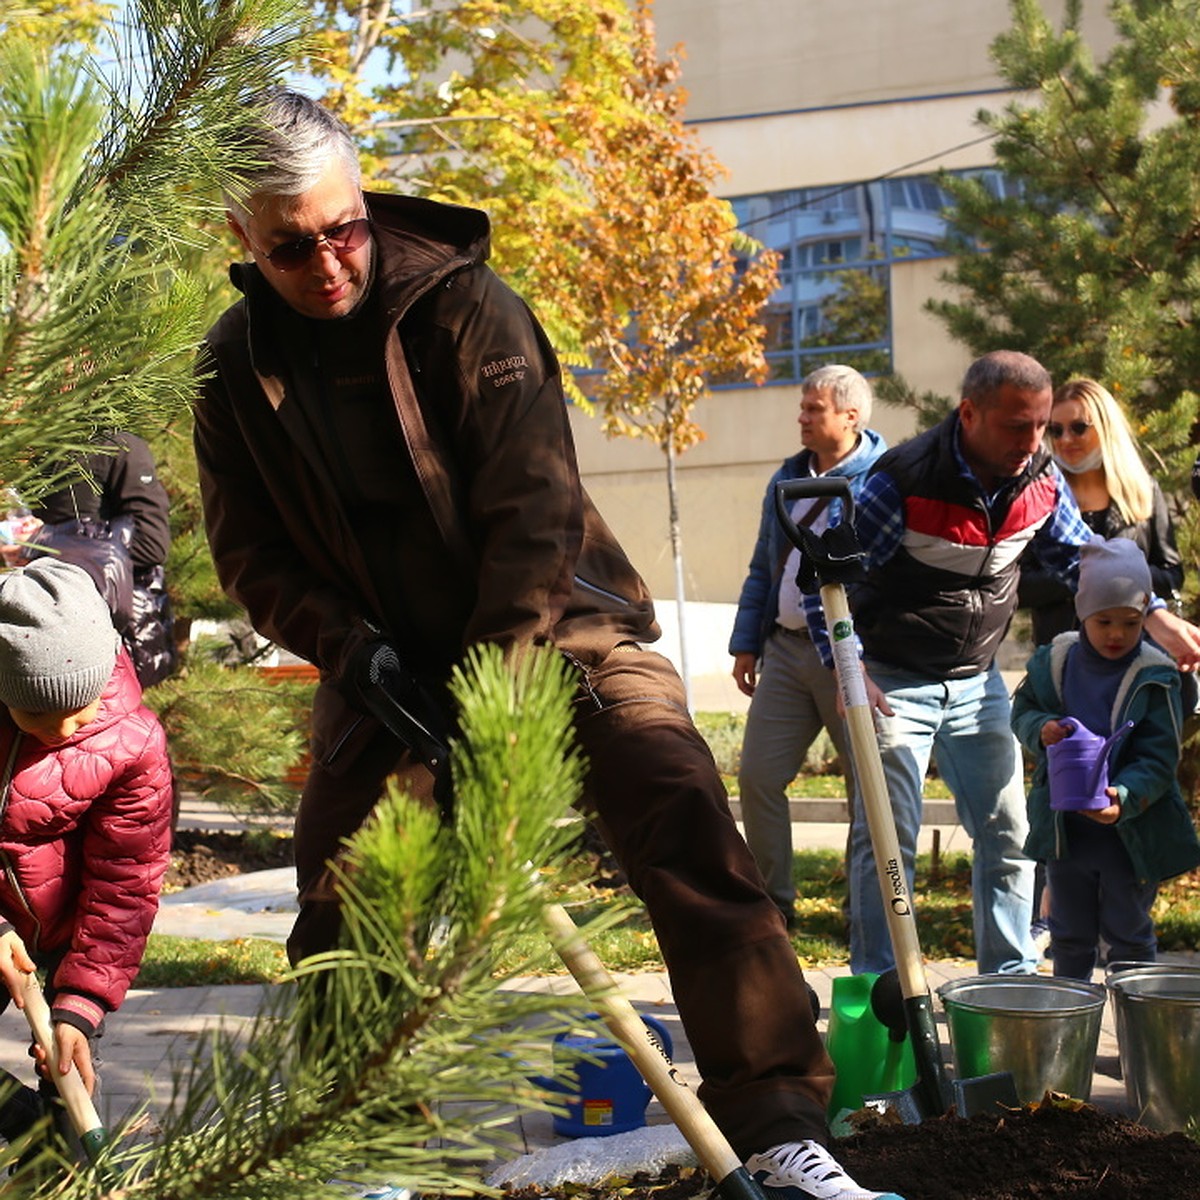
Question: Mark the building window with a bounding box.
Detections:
[729,171,972,385]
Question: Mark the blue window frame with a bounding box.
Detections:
[728,171,981,385]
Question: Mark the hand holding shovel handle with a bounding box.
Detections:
[17,971,108,1163]
[543,901,768,1200]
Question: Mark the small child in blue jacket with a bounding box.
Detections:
[1011,537,1200,979]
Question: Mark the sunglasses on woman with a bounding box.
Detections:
[258,217,372,271]
[1046,420,1094,439]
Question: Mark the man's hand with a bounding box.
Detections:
[0,929,35,1007]
[834,666,895,718]
[1145,608,1200,671]
[346,640,450,773]
[31,1024,96,1095]
[862,667,894,718]
[732,653,757,697]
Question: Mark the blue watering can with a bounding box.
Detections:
[1047,719,1134,812]
[531,1012,673,1137]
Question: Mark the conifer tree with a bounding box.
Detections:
[0,1,330,808]
[1,646,597,1199]
[931,0,1200,491]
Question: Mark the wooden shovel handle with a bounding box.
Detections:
[17,972,107,1154]
[543,902,766,1200]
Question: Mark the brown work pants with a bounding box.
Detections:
[289,644,833,1157]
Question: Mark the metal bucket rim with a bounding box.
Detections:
[937,973,1106,1016]
[1107,972,1200,1003]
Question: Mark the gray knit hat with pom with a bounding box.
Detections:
[0,559,119,713]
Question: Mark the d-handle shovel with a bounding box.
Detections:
[774,477,1017,1122]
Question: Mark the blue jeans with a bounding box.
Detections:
[849,661,1038,975]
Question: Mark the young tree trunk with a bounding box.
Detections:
[665,438,692,712]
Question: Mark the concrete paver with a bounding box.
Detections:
[2,784,1185,1168]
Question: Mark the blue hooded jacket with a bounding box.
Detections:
[729,428,887,658]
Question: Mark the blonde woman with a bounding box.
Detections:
[1018,378,1184,645]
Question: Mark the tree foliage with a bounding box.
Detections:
[0,0,307,504]
[302,0,778,437]
[931,0,1200,489]
[2,647,601,1199]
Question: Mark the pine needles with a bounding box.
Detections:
[28,645,603,1200]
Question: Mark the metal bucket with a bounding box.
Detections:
[937,975,1106,1103]
[1106,969,1200,1132]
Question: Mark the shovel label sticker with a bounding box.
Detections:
[830,620,868,709]
[886,857,911,916]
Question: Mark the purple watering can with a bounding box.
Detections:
[1047,719,1134,812]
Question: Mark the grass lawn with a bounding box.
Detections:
[137,848,1200,986]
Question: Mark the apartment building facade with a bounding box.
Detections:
[570,0,1114,604]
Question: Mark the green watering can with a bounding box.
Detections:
[825,972,917,1122]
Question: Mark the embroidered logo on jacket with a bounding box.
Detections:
[481,354,528,388]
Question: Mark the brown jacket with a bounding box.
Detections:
[194,192,657,767]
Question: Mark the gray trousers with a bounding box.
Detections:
[737,628,855,916]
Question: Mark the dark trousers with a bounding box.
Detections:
[1046,816,1158,979]
[289,644,833,1157]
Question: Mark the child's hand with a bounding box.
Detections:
[0,929,35,1006]
[31,1024,95,1095]
[1083,787,1121,826]
[1040,719,1072,747]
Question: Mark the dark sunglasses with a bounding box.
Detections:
[1046,420,1094,439]
[259,217,371,271]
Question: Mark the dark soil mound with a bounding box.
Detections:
[165,828,294,891]
[835,1099,1200,1199]
[496,1102,1200,1200]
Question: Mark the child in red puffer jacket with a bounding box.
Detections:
[0,559,172,1149]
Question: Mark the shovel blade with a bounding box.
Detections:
[862,1087,925,1124]
[863,1068,1020,1125]
[952,1070,1020,1118]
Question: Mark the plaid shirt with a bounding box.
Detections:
[801,425,1148,667]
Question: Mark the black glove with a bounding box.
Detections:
[794,520,868,594]
[348,641,451,780]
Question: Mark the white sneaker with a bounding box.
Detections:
[746,1140,905,1200]
[324,1179,413,1199]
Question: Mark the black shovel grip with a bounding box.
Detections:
[774,476,855,550]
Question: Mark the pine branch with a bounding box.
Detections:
[65,646,599,1200]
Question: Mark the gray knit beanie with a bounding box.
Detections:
[1075,537,1152,621]
[0,559,120,712]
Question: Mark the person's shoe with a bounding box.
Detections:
[746,1140,905,1200]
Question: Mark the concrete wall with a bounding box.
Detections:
[571,1,1115,604]
[571,381,918,603]
[652,0,1114,120]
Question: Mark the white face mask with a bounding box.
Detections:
[1054,447,1104,474]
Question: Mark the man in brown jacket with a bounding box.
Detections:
[194,89,904,1200]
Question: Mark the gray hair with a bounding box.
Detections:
[225,90,362,221]
[961,350,1051,408]
[801,364,874,428]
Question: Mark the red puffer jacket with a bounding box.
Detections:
[0,650,172,1032]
